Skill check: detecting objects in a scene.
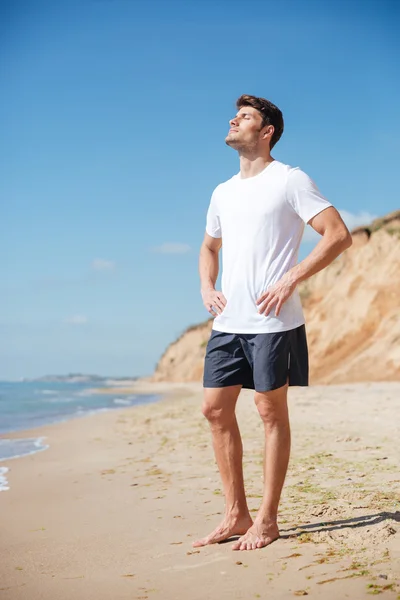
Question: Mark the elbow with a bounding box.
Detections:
[343,229,353,251]
[326,226,352,254]
[337,227,353,252]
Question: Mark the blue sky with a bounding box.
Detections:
[1,0,399,380]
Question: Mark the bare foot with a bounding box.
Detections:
[231,520,279,551]
[192,514,253,548]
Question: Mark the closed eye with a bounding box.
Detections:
[237,112,251,120]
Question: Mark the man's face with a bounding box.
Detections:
[225,106,265,150]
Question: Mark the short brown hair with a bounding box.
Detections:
[236,94,284,149]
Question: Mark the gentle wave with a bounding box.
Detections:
[0,381,160,439]
[42,396,78,404]
[0,467,9,492]
[73,407,110,417]
[113,398,132,406]
[0,437,49,462]
[75,388,98,397]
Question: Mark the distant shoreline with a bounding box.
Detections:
[0,380,169,465]
[19,376,140,384]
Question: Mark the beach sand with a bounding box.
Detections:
[1,382,399,599]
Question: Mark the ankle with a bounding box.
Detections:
[225,503,250,520]
[254,512,278,526]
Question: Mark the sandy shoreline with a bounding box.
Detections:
[1,381,399,599]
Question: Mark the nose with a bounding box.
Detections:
[229,116,239,127]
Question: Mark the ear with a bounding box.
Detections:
[262,125,274,140]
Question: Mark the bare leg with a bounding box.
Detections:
[232,384,290,551]
[193,385,253,547]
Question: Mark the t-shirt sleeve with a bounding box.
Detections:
[286,168,332,224]
[205,190,222,238]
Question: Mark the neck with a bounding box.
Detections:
[238,150,274,179]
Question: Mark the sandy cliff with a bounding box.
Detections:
[153,211,400,384]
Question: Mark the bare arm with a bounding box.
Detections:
[199,233,227,316]
[291,206,352,283]
[257,207,352,316]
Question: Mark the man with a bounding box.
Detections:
[194,95,352,552]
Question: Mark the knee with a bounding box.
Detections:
[201,401,230,426]
[255,396,287,429]
[255,401,275,426]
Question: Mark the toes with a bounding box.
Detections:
[193,529,234,547]
[232,537,270,551]
[193,534,216,547]
[237,538,252,550]
[232,539,242,550]
[232,536,244,551]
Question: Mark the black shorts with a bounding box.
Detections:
[203,325,309,392]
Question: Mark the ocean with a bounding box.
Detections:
[0,380,160,489]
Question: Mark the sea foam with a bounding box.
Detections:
[0,437,49,462]
[0,467,10,491]
[113,398,132,406]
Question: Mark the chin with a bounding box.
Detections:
[225,135,237,148]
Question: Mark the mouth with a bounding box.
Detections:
[228,128,238,133]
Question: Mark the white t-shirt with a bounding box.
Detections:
[205,160,332,334]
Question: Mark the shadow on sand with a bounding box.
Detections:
[279,510,400,538]
[219,511,399,544]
